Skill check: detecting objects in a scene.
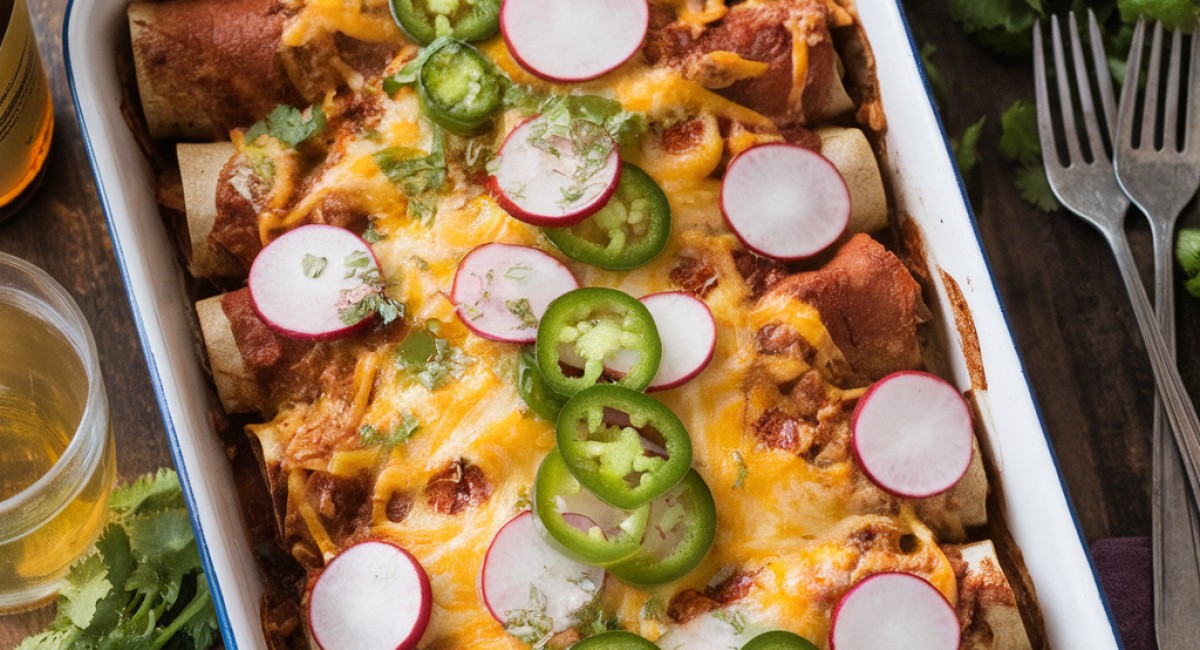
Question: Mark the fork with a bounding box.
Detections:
[1113,17,1200,647]
[1033,12,1200,518]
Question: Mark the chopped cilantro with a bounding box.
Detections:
[641,596,667,622]
[506,298,538,329]
[360,411,422,449]
[340,293,404,327]
[574,592,619,638]
[733,451,749,489]
[375,127,448,224]
[15,469,218,650]
[245,104,327,148]
[712,610,749,634]
[397,325,472,391]
[302,254,327,279]
[363,221,386,243]
[503,586,553,649]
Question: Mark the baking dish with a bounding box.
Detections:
[63,1,1123,648]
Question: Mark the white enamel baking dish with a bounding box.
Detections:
[64,1,1122,648]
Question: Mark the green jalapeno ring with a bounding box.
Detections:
[415,38,503,135]
[740,631,820,650]
[533,446,650,566]
[517,346,568,422]
[542,163,671,271]
[390,0,500,46]
[535,287,662,397]
[606,469,717,587]
[556,384,692,509]
[571,630,662,650]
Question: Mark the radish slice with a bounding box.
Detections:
[481,511,605,636]
[489,117,622,227]
[308,541,432,650]
[500,0,649,82]
[851,371,974,498]
[720,143,851,261]
[452,243,580,342]
[830,572,960,650]
[248,224,386,339]
[638,292,717,391]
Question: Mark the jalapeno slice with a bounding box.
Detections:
[572,630,662,650]
[542,163,671,270]
[536,287,662,396]
[740,631,819,650]
[557,385,692,509]
[517,346,568,421]
[533,446,650,566]
[606,469,716,586]
[416,38,503,135]
[390,0,500,45]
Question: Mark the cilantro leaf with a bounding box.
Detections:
[360,411,422,449]
[952,116,987,184]
[108,468,184,518]
[1176,228,1200,277]
[58,553,111,629]
[1014,163,1061,211]
[1118,0,1200,30]
[14,470,217,650]
[397,325,472,391]
[947,0,1044,58]
[246,104,328,148]
[998,99,1041,167]
[999,99,1060,211]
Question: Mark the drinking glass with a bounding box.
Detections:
[0,253,115,612]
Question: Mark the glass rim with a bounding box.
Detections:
[0,252,109,538]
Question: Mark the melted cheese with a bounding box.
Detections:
[241,7,968,648]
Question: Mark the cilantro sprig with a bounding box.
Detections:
[16,469,218,650]
[245,104,327,148]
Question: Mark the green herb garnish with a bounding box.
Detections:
[15,469,219,650]
[302,254,328,279]
[245,104,327,148]
[360,411,422,449]
[397,325,472,391]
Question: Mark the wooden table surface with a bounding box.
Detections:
[0,0,1186,647]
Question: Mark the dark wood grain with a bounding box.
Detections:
[0,0,1179,647]
[0,0,173,645]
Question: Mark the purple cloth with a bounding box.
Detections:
[1091,537,1156,650]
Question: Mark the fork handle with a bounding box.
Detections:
[1110,231,1200,507]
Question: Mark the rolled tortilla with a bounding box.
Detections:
[179,142,242,278]
[128,0,301,140]
[916,437,989,540]
[197,294,263,414]
[815,126,887,234]
[942,540,1034,650]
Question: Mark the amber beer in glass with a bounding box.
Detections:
[0,0,53,222]
[0,254,116,611]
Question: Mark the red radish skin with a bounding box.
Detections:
[830,572,960,650]
[489,117,622,227]
[248,224,385,340]
[500,0,649,82]
[308,541,432,650]
[452,243,580,342]
[851,371,974,498]
[481,511,605,635]
[639,292,717,391]
[720,143,851,261]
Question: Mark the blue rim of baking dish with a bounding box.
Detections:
[59,1,1124,649]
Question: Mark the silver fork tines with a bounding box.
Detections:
[1034,11,1200,526]
[1035,13,1129,222]
[1113,17,1200,650]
